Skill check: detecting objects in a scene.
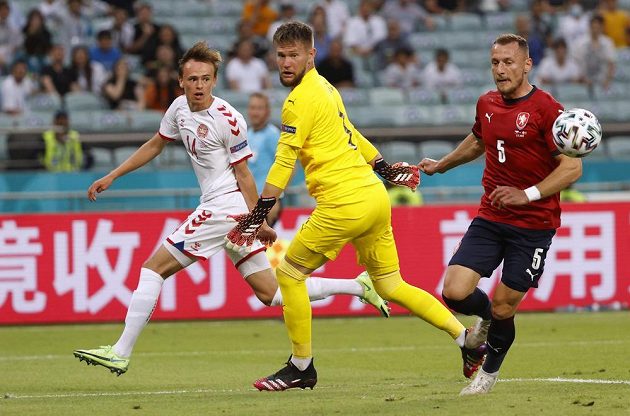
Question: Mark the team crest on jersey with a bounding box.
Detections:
[197,123,209,139]
[516,112,530,130]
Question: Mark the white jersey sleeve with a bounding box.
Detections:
[214,101,253,165]
[159,95,185,141]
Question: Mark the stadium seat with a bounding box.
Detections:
[267,89,289,107]
[91,111,132,133]
[89,147,114,170]
[445,87,479,104]
[605,136,630,160]
[215,90,250,108]
[113,146,148,168]
[429,104,474,125]
[484,13,515,31]
[447,13,483,31]
[210,1,243,16]
[368,87,406,106]
[167,146,191,169]
[556,84,593,101]
[130,111,164,132]
[407,88,442,105]
[408,32,441,50]
[65,92,107,111]
[26,93,62,112]
[339,88,370,106]
[380,141,419,164]
[419,140,455,159]
[593,83,627,101]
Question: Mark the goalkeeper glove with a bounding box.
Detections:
[373,158,420,190]
[225,197,277,250]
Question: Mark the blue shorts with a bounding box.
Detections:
[449,217,556,293]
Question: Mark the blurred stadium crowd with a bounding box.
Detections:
[0,0,629,172]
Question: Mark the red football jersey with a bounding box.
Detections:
[471,86,564,230]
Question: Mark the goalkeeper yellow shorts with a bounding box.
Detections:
[287,183,399,276]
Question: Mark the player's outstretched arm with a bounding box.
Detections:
[419,133,484,175]
[489,154,582,208]
[87,133,167,201]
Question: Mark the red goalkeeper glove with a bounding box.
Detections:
[225,197,277,250]
[373,158,420,190]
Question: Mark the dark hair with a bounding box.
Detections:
[178,41,222,78]
[494,33,529,56]
[97,29,112,40]
[272,21,313,47]
[435,48,449,58]
[552,37,567,49]
[249,91,270,108]
[590,14,604,25]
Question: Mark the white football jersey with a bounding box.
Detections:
[159,95,253,203]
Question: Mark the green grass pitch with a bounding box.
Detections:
[1,312,629,416]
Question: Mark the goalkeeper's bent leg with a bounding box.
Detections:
[276,258,312,360]
[372,271,465,339]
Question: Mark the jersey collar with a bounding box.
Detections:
[501,85,537,105]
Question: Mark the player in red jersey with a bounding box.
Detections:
[420,34,583,395]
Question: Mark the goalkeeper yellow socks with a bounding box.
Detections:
[276,259,312,364]
[373,271,465,339]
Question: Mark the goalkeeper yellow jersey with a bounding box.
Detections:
[278,68,381,204]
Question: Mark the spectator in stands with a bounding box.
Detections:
[514,14,545,66]
[600,0,630,48]
[381,0,434,35]
[144,44,177,77]
[104,6,134,53]
[529,0,553,47]
[557,1,590,45]
[316,38,355,88]
[246,92,283,225]
[39,110,89,172]
[267,3,296,43]
[19,8,52,74]
[1,60,35,115]
[373,19,411,71]
[229,19,269,60]
[69,45,107,94]
[387,183,423,206]
[315,0,350,39]
[41,44,73,97]
[241,0,277,38]
[143,65,182,112]
[38,0,65,34]
[0,0,22,74]
[226,38,271,93]
[476,0,509,13]
[102,58,144,110]
[422,48,462,94]
[128,2,159,55]
[571,15,616,90]
[424,0,466,14]
[535,38,583,85]
[310,6,332,65]
[142,24,183,68]
[343,0,387,57]
[89,29,122,72]
[560,184,587,202]
[58,0,93,53]
[382,46,422,89]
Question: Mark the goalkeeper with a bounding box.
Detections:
[226,21,487,392]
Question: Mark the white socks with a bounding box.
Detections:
[455,328,466,348]
[290,356,312,371]
[113,268,164,358]
[270,277,364,306]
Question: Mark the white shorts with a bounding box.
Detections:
[164,191,270,277]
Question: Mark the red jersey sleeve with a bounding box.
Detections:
[472,97,483,139]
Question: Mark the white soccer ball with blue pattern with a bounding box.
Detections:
[552,108,602,158]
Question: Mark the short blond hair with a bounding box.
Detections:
[178,41,223,78]
[493,33,529,56]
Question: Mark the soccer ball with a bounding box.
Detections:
[552,108,602,158]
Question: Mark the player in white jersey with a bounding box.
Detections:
[73,42,389,376]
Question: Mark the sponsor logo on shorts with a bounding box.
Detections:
[281,124,297,134]
[230,140,248,153]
